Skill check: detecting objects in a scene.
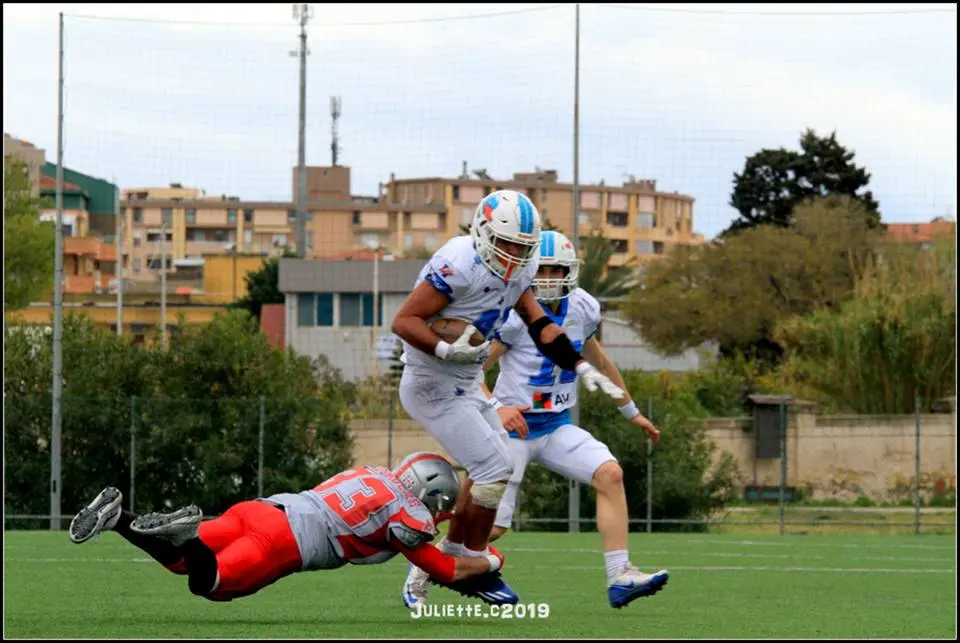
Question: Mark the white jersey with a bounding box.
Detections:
[401,235,538,383]
[492,288,601,439]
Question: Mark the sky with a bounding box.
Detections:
[3,3,957,239]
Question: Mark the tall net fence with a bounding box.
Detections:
[3,4,956,530]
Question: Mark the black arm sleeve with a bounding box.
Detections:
[527,316,583,372]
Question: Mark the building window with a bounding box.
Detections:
[316,293,334,326]
[452,185,460,201]
[132,258,141,273]
[635,240,653,255]
[611,239,628,254]
[297,294,314,327]
[352,211,361,225]
[362,293,385,327]
[637,213,655,228]
[162,208,173,225]
[287,209,297,223]
[243,208,254,224]
[653,241,665,255]
[425,234,437,249]
[607,212,628,227]
[133,208,143,223]
[298,293,335,327]
[185,208,196,224]
[243,229,253,246]
[438,212,447,229]
[227,209,237,224]
[339,293,362,327]
[404,234,413,249]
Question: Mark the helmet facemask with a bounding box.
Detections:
[532,260,580,302]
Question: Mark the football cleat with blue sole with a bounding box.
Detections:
[430,570,520,606]
[608,567,670,609]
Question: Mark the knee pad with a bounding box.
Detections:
[470,480,507,510]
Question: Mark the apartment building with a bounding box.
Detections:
[119,165,703,278]
[386,166,704,266]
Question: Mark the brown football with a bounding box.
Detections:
[429,318,486,347]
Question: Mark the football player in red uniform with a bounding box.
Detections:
[68,452,513,604]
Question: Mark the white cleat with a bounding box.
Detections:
[69,486,123,544]
[608,565,670,609]
[402,563,431,609]
[130,505,203,546]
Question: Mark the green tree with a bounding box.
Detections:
[3,310,355,524]
[577,232,638,300]
[727,129,881,235]
[232,249,296,319]
[769,237,956,414]
[4,158,55,310]
[624,197,878,365]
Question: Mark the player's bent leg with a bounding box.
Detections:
[538,425,669,608]
[403,477,474,609]
[69,487,189,574]
[489,525,509,542]
[592,461,629,553]
[190,500,302,602]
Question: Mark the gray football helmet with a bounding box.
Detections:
[392,452,461,518]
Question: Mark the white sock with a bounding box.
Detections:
[464,547,491,558]
[604,550,629,585]
[439,538,465,557]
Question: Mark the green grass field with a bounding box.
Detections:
[3,531,956,639]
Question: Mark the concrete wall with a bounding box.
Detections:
[703,406,957,502]
[349,408,958,502]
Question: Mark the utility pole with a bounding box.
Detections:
[292,4,313,258]
[160,221,168,350]
[115,181,123,335]
[50,11,66,530]
[568,3,582,534]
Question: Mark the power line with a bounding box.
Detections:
[64,4,568,28]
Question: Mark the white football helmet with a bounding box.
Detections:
[532,230,580,302]
[471,190,541,282]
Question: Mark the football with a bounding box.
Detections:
[429,318,486,347]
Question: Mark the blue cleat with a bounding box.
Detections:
[431,570,520,606]
[608,567,670,609]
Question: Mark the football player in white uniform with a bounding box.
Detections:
[392,192,626,607]
[402,230,669,610]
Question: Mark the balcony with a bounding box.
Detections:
[63,237,120,262]
[63,273,113,294]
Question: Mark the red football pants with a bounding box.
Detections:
[165,500,303,601]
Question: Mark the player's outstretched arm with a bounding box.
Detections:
[582,337,660,443]
[397,541,504,583]
[513,290,625,400]
[582,337,632,403]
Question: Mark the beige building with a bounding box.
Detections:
[387,167,704,267]
[119,165,703,281]
[3,133,46,196]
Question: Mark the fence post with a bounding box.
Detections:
[129,395,137,513]
[914,390,921,536]
[646,397,653,534]
[258,396,266,499]
[778,398,787,536]
[387,390,395,468]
